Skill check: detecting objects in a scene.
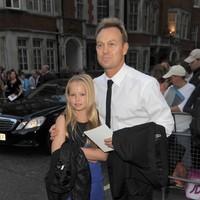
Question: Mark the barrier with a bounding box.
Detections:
[162,112,200,200]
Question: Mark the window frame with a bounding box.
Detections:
[97,0,109,22]
[143,1,150,33]
[76,0,84,19]
[26,0,40,11]
[168,9,190,39]
[126,49,138,69]
[17,38,29,71]
[46,39,56,71]
[41,0,52,13]
[5,0,21,9]
[127,0,139,31]
[114,0,120,18]
[32,38,43,70]
[194,0,200,8]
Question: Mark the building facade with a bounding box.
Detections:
[0,0,200,74]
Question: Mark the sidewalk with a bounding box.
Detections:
[103,163,189,200]
[154,187,188,200]
[105,187,188,200]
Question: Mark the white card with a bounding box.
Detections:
[84,124,114,152]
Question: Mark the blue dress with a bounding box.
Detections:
[67,122,104,200]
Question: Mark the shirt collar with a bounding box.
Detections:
[104,63,128,87]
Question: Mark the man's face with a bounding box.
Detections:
[189,58,200,71]
[170,75,182,86]
[96,27,128,72]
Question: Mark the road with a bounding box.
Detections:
[0,146,49,200]
[0,145,187,200]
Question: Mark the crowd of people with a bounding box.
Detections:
[150,49,200,115]
[0,64,56,102]
[150,49,200,189]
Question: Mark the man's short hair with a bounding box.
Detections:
[95,17,128,43]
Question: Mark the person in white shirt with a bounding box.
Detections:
[29,69,40,89]
[163,65,195,112]
[94,17,174,200]
[162,65,195,185]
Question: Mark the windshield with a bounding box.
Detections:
[27,82,66,103]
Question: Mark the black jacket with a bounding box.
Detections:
[183,84,200,114]
[45,140,91,200]
[107,122,168,198]
[189,68,200,87]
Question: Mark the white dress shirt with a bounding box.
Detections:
[94,63,174,136]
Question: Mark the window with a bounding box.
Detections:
[142,50,149,72]
[0,37,6,67]
[76,0,83,19]
[150,5,159,35]
[42,0,52,13]
[6,0,20,8]
[168,11,177,36]
[126,50,138,69]
[18,38,28,71]
[97,0,109,22]
[46,39,56,71]
[87,43,100,71]
[194,0,200,8]
[168,9,190,39]
[128,0,139,31]
[191,25,198,42]
[54,0,59,13]
[26,0,39,11]
[127,49,149,72]
[143,1,150,32]
[114,0,120,18]
[180,13,189,39]
[33,39,42,70]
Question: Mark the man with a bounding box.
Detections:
[29,69,40,89]
[162,65,195,184]
[94,17,174,200]
[162,65,195,112]
[38,64,56,86]
[183,50,200,164]
[183,49,200,113]
[50,17,174,200]
[184,49,200,87]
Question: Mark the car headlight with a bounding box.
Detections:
[16,116,46,130]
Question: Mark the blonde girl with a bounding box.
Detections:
[51,74,107,200]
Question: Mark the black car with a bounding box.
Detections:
[0,79,68,153]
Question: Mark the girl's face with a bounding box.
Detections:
[67,81,87,112]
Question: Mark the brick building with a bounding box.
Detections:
[0,0,199,74]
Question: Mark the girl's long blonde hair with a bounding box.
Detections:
[65,74,99,132]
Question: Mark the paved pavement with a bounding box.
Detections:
[154,187,188,200]
[0,146,189,200]
[105,184,188,200]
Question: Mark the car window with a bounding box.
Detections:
[27,82,66,102]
